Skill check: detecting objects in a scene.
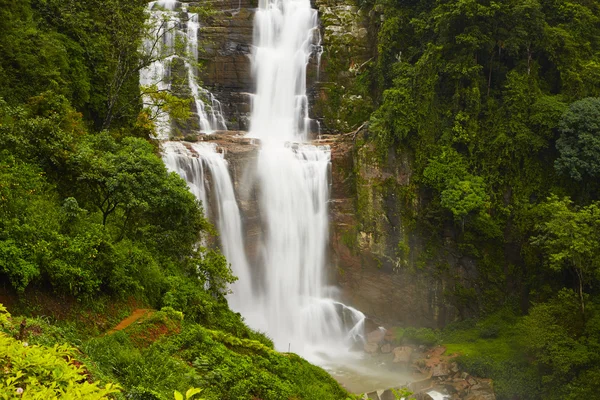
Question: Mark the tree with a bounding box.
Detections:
[423,147,489,229]
[441,176,489,226]
[520,289,593,399]
[532,195,600,316]
[555,97,600,181]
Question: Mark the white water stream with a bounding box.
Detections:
[141,1,227,139]
[230,0,367,362]
[248,0,320,142]
[162,141,252,301]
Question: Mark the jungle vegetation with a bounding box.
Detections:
[0,0,351,399]
[321,0,600,398]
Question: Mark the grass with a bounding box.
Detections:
[439,311,540,400]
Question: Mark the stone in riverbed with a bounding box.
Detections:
[380,343,391,353]
[366,328,386,344]
[465,379,496,400]
[432,362,450,377]
[392,346,413,363]
[364,342,379,353]
[384,328,396,342]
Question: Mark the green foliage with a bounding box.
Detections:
[555,97,600,181]
[440,176,489,222]
[0,332,120,399]
[0,155,57,290]
[355,0,600,335]
[0,90,235,303]
[532,195,600,315]
[517,289,600,400]
[160,276,270,347]
[174,388,204,400]
[395,327,439,347]
[84,332,198,399]
[442,310,539,399]
[391,388,414,400]
[0,304,11,327]
[0,0,149,129]
[83,320,349,400]
[422,147,490,226]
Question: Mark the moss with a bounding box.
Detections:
[340,225,359,253]
[315,2,376,133]
[440,311,539,399]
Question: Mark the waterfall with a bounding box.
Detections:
[229,0,366,361]
[161,141,252,302]
[235,144,366,354]
[162,141,210,215]
[249,0,320,142]
[141,1,227,139]
[159,0,365,366]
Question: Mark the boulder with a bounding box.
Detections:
[450,362,459,373]
[379,389,397,400]
[380,343,392,353]
[465,380,496,400]
[452,379,470,393]
[367,328,386,344]
[392,346,413,363]
[432,362,450,377]
[384,328,396,342]
[364,341,379,353]
[366,391,381,400]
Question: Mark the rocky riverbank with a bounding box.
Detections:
[360,327,496,400]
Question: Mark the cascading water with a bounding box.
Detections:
[161,141,252,303]
[162,141,210,214]
[233,144,366,358]
[226,0,366,363]
[141,1,227,139]
[248,0,320,142]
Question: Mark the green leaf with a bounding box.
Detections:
[186,388,202,399]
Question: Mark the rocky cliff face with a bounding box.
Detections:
[313,0,375,133]
[193,0,255,130]
[183,0,479,329]
[326,132,481,328]
[193,0,369,133]
[184,130,476,330]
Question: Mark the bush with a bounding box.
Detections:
[0,332,119,398]
[396,327,440,346]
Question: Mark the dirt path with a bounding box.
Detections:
[105,309,154,335]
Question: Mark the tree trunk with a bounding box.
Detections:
[576,268,585,320]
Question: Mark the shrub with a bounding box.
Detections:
[0,332,119,398]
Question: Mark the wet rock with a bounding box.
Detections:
[367,328,386,344]
[465,379,496,400]
[450,362,460,373]
[195,1,255,130]
[384,328,396,342]
[380,343,391,353]
[414,394,434,400]
[328,135,473,330]
[432,362,450,377]
[392,346,413,364]
[364,342,379,354]
[452,379,470,393]
[379,389,397,400]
